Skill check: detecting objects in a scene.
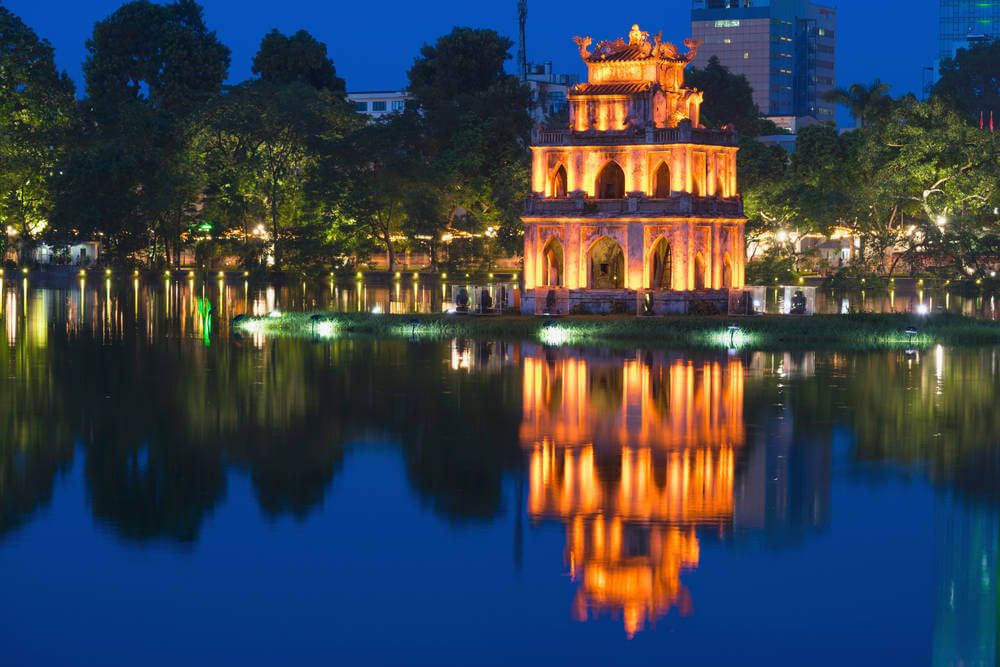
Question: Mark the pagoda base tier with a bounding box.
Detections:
[522,287,735,316]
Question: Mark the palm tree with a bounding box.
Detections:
[823,79,891,129]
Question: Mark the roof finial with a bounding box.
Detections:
[628,24,648,46]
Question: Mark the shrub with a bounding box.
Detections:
[688,299,722,316]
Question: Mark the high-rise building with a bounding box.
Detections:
[939,0,1000,62]
[690,0,836,128]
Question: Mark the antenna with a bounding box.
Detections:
[517,0,527,81]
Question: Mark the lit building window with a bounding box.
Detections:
[743,51,750,59]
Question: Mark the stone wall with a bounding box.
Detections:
[522,287,735,316]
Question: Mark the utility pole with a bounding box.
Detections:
[517,0,527,81]
[921,66,934,100]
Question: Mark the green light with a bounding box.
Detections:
[712,327,750,349]
[539,321,573,346]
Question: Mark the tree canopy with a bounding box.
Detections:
[934,39,1000,126]
[685,56,782,137]
[405,27,532,265]
[252,29,346,93]
[0,6,75,257]
[54,0,230,263]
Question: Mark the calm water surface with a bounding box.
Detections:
[1,278,999,666]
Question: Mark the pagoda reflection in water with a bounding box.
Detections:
[521,346,744,637]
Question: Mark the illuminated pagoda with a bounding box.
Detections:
[521,24,745,315]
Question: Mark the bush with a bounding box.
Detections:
[688,299,722,316]
[746,247,797,284]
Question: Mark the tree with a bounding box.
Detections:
[408,27,516,107]
[738,137,790,264]
[836,96,1000,276]
[54,0,229,265]
[202,29,356,271]
[933,39,1000,126]
[337,111,423,272]
[0,7,75,262]
[407,28,532,265]
[741,125,857,276]
[252,29,345,93]
[822,79,891,129]
[204,81,354,270]
[685,56,782,137]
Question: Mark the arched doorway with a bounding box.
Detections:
[595,161,625,199]
[542,237,564,287]
[693,252,707,290]
[588,236,625,289]
[550,165,567,198]
[649,237,672,289]
[652,162,671,198]
[722,253,733,288]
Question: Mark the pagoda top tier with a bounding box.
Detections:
[573,24,701,94]
[560,25,708,132]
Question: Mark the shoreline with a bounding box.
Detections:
[231,311,1000,350]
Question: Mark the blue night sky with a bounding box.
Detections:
[7,0,936,126]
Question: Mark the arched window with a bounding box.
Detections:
[722,253,733,288]
[652,162,671,198]
[649,237,672,289]
[587,236,625,289]
[542,237,564,287]
[693,252,707,290]
[595,161,625,199]
[550,165,567,198]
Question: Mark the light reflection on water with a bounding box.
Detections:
[3,273,999,349]
[0,283,997,665]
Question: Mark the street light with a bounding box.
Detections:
[727,323,741,347]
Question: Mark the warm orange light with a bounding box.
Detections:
[522,23,746,305]
[522,349,744,637]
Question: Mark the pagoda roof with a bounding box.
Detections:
[573,24,701,66]
[585,45,651,62]
[571,81,654,96]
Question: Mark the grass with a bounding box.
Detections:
[231,311,1000,350]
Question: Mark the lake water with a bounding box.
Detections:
[1,278,999,666]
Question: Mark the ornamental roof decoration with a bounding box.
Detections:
[573,24,700,64]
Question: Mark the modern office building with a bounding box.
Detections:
[691,0,836,126]
[939,0,1000,61]
[346,90,407,117]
